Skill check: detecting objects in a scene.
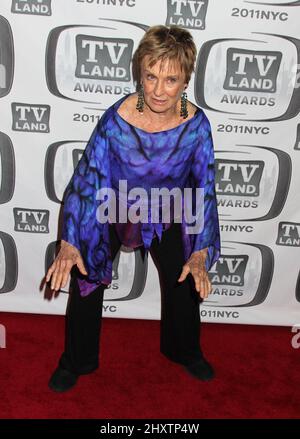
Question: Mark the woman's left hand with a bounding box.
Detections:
[177,249,212,299]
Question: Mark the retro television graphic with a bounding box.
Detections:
[215,145,291,221]
[206,241,274,307]
[45,21,147,105]
[195,33,300,121]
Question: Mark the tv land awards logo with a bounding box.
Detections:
[211,254,249,287]
[215,146,291,221]
[11,0,52,16]
[0,231,18,294]
[0,16,14,98]
[216,159,264,198]
[206,242,274,307]
[195,34,300,121]
[166,0,208,29]
[11,103,50,132]
[0,132,15,204]
[223,49,282,93]
[276,222,300,247]
[13,208,50,233]
[46,21,145,105]
[75,35,133,82]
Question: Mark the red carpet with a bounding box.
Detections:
[0,312,299,419]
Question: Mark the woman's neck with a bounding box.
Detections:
[142,101,180,126]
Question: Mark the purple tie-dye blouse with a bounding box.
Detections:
[61,94,221,296]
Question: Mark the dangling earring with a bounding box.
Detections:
[136,83,144,114]
[180,91,188,119]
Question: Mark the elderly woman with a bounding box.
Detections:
[46,25,220,392]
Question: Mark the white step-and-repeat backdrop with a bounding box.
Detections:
[0,0,299,326]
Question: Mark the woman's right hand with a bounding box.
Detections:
[45,240,88,292]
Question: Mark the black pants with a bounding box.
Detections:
[59,221,203,375]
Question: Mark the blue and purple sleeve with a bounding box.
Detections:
[61,120,111,282]
[189,114,221,271]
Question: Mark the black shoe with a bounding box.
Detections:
[183,358,215,381]
[48,366,78,392]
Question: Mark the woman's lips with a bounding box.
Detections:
[152,98,167,105]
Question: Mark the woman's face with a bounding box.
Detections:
[140,56,188,115]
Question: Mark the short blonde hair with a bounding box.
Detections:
[132,25,197,84]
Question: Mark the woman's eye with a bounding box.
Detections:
[147,74,155,80]
[168,78,177,83]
